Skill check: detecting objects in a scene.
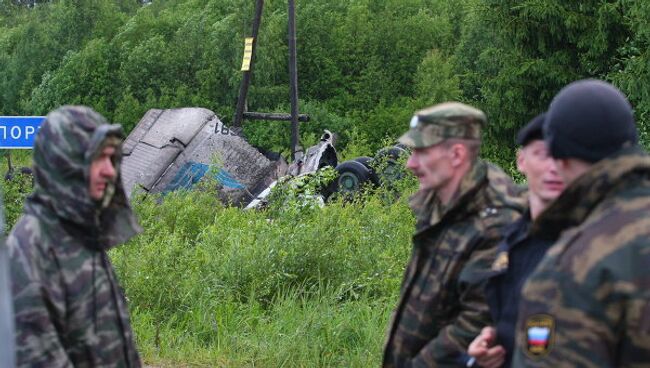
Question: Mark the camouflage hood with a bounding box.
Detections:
[26,106,141,250]
[532,145,650,239]
[410,160,526,229]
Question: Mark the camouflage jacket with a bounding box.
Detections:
[7,106,142,368]
[512,146,650,367]
[383,160,525,367]
[0,195,15,367]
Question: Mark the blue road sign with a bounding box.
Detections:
[0,116,45,149]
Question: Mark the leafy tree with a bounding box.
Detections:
[4,0,648,157]
[458,0,633,140]
[609,1,650,147]
[26,38,120,117]
[0,0,132,115]
[414,50,461,105]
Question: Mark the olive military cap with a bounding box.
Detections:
[398,102,486,148]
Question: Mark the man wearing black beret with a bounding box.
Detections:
[467,113,565,368]
[513,79,650,366]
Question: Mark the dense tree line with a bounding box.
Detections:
[1,0,649,162]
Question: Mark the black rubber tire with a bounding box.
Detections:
[353,156,380,185]
[323,160,372,200]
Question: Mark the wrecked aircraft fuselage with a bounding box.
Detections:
[121,108,336,207]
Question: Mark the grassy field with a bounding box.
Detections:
[112,188,415,367]
[1,149,418,366]
[1,150,33,227]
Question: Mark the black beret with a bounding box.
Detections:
[544,79,638,163]
[516,112,545,146]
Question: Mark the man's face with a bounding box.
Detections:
[517,140,564,204]
[406,143,454,192]
[88,145,117,200]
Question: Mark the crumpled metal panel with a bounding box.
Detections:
[287,130,337,176]
[121,108,280,205]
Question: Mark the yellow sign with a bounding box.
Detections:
[241,37,254,71]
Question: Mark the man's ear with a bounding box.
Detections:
[450,143,467,168]
[516,148,525,173]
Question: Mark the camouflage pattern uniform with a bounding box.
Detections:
[512,146,650,367]
[0,193,15,367]
[384,103,525,367]
[7,106,142,367]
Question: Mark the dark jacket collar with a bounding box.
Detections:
[500,209,532,252]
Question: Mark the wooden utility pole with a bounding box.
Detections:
[232,0,264,130]
[230,0,308,161]
[287,0,300,160]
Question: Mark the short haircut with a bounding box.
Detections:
[441,138,481,161]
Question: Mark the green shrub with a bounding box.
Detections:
[111,182,415,366]
[0,150,33,230]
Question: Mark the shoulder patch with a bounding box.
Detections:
[524,314,555,359]
[479,207,498,218]
[491,251,509,271]
[477,205,520,237]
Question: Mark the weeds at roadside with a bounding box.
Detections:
[111,183,415,366]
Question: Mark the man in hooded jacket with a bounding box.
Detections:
[7,106,142,367]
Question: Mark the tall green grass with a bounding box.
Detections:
[111,187,416,367]
[1,148,418,366]
[0,151,33,228]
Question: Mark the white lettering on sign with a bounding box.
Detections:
[11,126,21,139]
[26,126,36,139]
[0,116,45,149]
[0,125,41,140]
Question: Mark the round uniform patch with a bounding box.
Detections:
[524,314,555,358]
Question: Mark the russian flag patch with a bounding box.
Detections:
[525,314,555,358]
